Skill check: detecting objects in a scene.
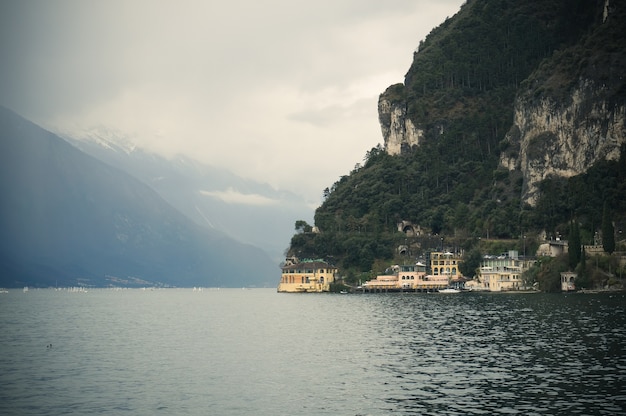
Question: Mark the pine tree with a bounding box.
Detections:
[602,202,615,254]
[568,220,581,269]
[580,247,586,271]
[575,247,590,289]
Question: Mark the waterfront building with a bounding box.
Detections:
[479,250,528,291]
[362,272,400,291]
[277,260,337,293]
[362,262,450,291]
[429,251,462,278]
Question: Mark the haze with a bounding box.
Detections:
[0,0,464,203]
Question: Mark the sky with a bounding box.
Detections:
[0,0,464,204]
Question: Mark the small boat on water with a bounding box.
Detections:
[438,288,460,293]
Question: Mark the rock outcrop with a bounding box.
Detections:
[378,84,423,155]
[499,1,625,206]
[501,79,625,206]
[378,0,625,208]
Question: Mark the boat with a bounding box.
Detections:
[339,290,348,294]
[438,288,460,293]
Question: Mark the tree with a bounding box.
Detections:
[431,209,444,235]
[602,202,615,254]
[322,187,331,200]
[295,220,312,234]
[536,255,567,293]
[460,248,482,278]
[568,220,581,269]
[575,247,591,289]
[522,261,539,289]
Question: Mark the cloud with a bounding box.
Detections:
[0,0,466,203]
[199,188,280,206]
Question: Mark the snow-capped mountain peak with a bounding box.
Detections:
[57,125,138,155]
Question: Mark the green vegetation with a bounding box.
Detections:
[568,221,581,269]
[522,249,626,292]
[575,248,591,290]
[286,0,625,287]
[527,151,626,244]
[602,202,616,254]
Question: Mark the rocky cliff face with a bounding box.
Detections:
[378,85,423,155]
[378,0,624,208]
[499,1,625,207]
[500,79,625,206]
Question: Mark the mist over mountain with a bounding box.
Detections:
[61,127,314,264]
[0,107,277,288]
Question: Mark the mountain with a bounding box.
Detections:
[0,107,278,288]
[287,0,625,275]
[61,127,313,264]
[500,1,626,207]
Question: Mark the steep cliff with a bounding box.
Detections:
[378,84,423,155]
[379,0,625,208]
[289,0,625,273]
[500,0,626,206]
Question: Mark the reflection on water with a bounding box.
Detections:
[0,289,624,415]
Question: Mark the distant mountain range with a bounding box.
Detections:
[61,126,314,264]
[0,107,279,288]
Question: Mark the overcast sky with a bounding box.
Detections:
[1,0,464,204]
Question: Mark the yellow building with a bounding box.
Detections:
[429,251,462,278]
[362,263,449,291]
[479,251,526,291]
[363,264,427,291]
[277,260,337,293]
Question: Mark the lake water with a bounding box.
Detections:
[1,288,625,415]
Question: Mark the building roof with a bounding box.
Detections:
[281,261,336,271]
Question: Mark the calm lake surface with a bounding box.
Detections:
[1,288,625,415]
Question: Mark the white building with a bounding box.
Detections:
[479,250,529,291]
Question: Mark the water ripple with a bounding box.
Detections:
[0,290,624,415]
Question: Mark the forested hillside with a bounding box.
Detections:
[288,0,626,280]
